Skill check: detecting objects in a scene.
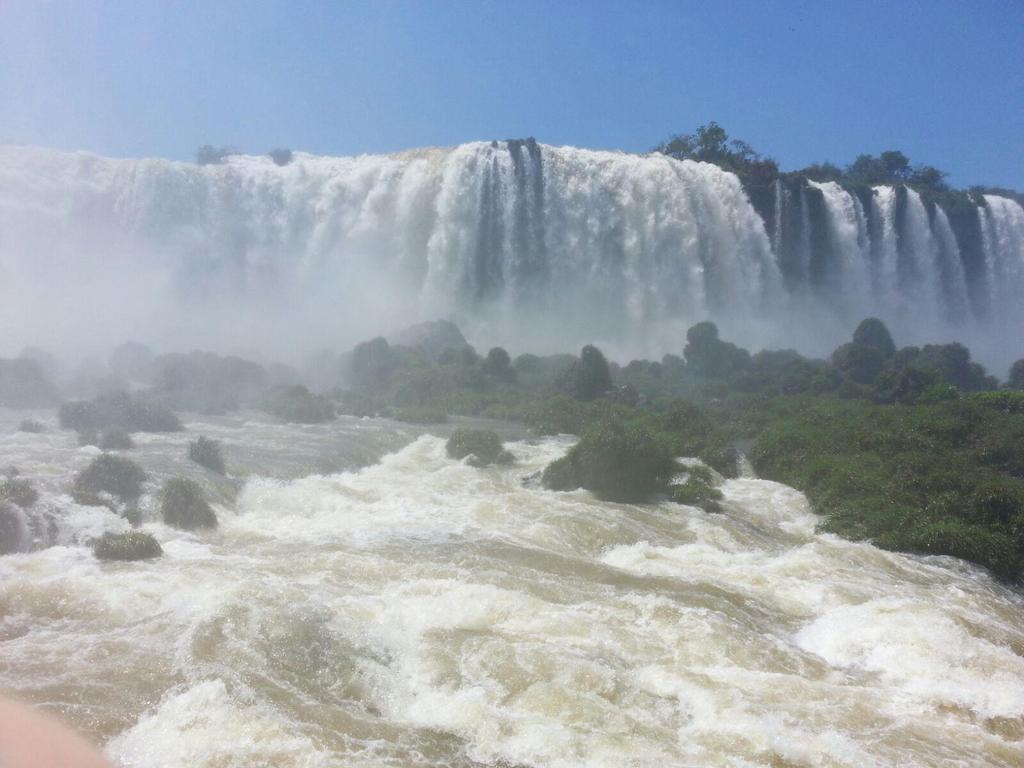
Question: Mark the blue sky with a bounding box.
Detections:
[1,0,1022,189]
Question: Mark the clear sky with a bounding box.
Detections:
[1,0,1022,189]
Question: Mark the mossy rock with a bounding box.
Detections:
[188,436,226,474]
[446,429,513,467]
[160,478,217,530]
[92,531,163,561]
[0,477,38,508]
[73,454,147,503]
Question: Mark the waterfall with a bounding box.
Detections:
[0,142,782,358]
[1,141,1023,363]
[980,195,1024,331]
[806,180,872,317]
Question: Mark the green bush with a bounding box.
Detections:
[73,454,147,503]
[17,419,43,433]
[100,431,134,450]
[684,322,751,380]
[160,478,217,530]
[259,385,335,423]
[92,531,163,561]
[1009,359,1024,390]
[541,418,677,502]
[446,429,513,467]
[832,342,886,385]
[482,347,516,382]
[558,345,612,401]
[852,317,896,357]
[0,477,38,508]
[188,436,226,474]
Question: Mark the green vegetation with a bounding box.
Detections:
[0,477,38,508]
[669,465,724,513]
[72,454,147,505]
[446,429,513,467]
[542,419,678,502]
[259,385,335,423]
[751,398,1024,577]
[559,345,612,401]
[92,531,163,561]
[160,478,217,530]
[17,419,44,433]
[329,316,1024,579]
[188,436,226,474]
[1009,359,1024,390]
[59,391,182,433]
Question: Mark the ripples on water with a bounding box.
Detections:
[1,408,1022,767]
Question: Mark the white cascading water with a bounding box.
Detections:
[981,194,1024,331]
[0,142,783,360]
[806,180,872,316]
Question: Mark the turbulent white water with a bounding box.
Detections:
[2,410,1024,767]
[4,141,1022,366]
[981,195,1024,332]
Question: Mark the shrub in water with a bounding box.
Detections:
[100,431,134,450]
[541,418,678,502]
[92,531,163,561]
[160,477,217,529]
[73,454,147,503]
[446,429,513,467]
[0,477,38,508]
[188,436,226,474]
[17,419,43,433]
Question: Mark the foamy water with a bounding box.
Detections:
[1,410,1023,767]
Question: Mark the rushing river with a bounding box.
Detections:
[1,408,1023,767]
